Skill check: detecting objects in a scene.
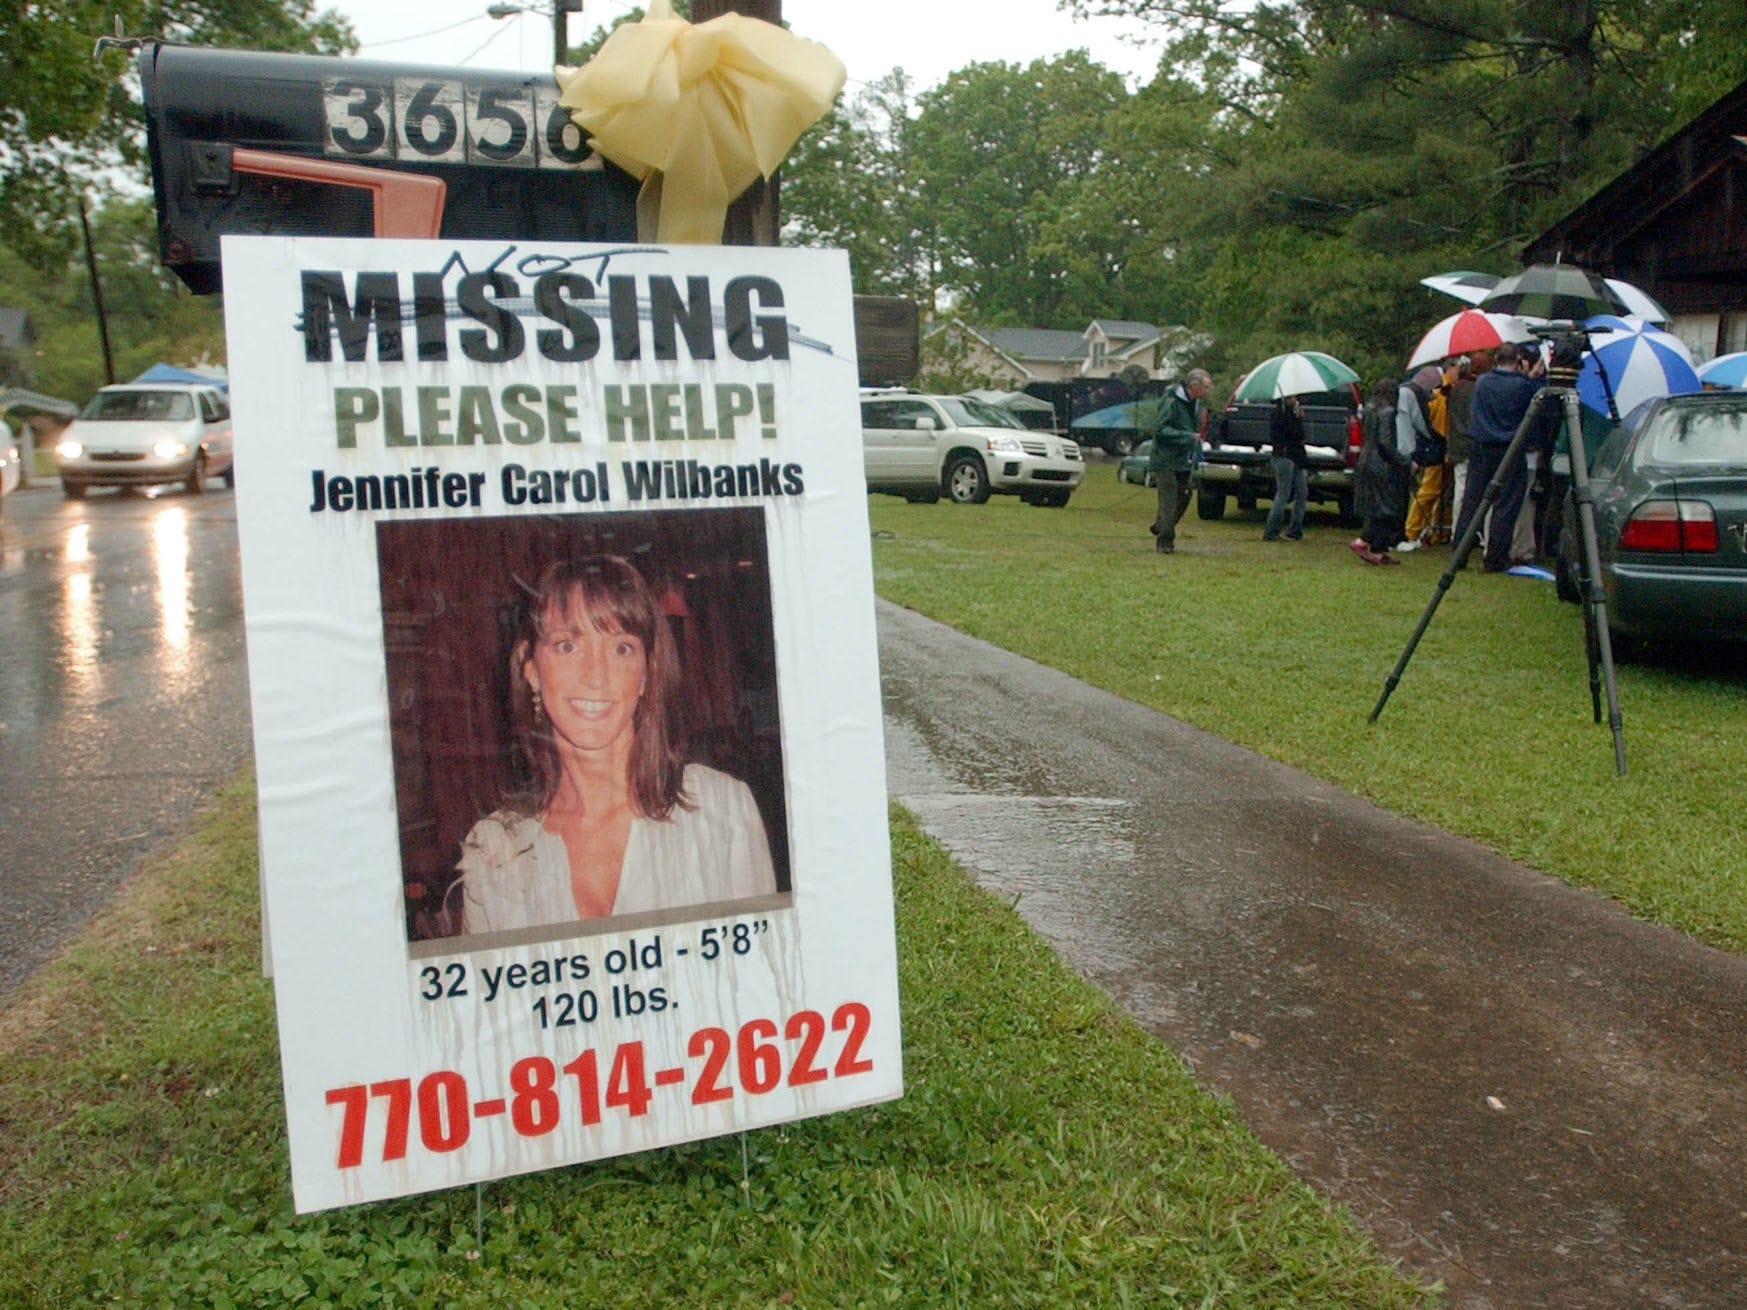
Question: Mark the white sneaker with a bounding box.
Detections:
[1397,540,1420,553]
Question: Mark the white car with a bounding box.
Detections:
[0,437,19,506]
[55,382,234,497]
[861,390,1083,506]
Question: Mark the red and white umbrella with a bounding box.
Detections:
[1406,309,1531,369]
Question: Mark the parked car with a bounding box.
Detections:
[1193,382,1363,523]
[54,382,234,497]
[861,389,1083,506]
[0,436,19,507]
[1553,390,1747,653]
[1117,440,1155,486]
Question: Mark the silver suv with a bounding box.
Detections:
[56,382,234,497]
[861,390,1083,506]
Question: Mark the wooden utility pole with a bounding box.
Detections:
[77,197,117,385]
[553,0,581,66]
[692,0,781,246]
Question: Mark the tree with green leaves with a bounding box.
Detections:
[781,71,943,305]
[1052,0,1747,376]
[0,196,227,404]
[0,0,355,397]
[0,0,354,264]
[906,53,1130,325]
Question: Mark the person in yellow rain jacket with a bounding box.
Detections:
[1401,362,1455,550]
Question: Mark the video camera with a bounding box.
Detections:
[1527,320,1605,383]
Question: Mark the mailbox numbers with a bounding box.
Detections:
[323,77,592,171]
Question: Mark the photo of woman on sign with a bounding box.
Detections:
[453,554,777,934]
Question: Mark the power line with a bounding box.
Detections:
[356,15,496,52]
[455,17,520,65]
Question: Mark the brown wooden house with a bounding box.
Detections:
[1524,76,1747,360]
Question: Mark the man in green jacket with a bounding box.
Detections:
[1147,368,1212,553]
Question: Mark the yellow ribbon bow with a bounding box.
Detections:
[555,0,846,244]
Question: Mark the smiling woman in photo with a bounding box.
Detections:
[453,554,776,935]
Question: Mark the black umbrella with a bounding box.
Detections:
[1479,264,1625,321]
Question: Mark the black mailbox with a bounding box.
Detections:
[141,43,641,294]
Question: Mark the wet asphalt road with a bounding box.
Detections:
[0,482,253,995]
[879,599,1747,1310]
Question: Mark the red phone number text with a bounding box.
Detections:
[324,1002,874,1168]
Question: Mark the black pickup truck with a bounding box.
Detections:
[1193,384,1364,523]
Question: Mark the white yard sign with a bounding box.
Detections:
[222,236,900,1213]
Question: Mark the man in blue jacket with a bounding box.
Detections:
[1147,368,1212,553]
[1451,343,1555,572]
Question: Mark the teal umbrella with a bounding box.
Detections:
[1231,351,1361,401]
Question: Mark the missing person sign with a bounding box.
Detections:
[221,236,900,1213]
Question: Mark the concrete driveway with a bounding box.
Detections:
[878,599,1746,1310]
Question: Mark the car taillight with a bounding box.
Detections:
[1619,499,1718,553]
[1344,415,1362,468]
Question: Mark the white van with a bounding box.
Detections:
[55,382,234,497]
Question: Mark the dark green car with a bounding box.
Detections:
[1117,440,1156,487]
[1555,391,1747,652]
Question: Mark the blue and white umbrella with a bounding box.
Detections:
[1696,351,1747,389]
[1575,319,1700,418]
[1603,279,1672,326]
[1583,313,1658,335]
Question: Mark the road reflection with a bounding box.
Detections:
[153,507,192,661]
[2,484,254,996]
[60,567,101,703]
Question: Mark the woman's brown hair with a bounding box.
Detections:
[507,555,691,820]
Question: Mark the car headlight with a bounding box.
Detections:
[985,435,1024,454]
[56,440,84,459]
[152,439,189,459]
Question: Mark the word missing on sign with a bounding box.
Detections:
[301,272,791,366]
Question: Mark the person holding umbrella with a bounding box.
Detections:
[1399,364,1450,550]
[1352,379,1413,564]
[1147,367,1212,553]
[1262,396,1309,542]
[1445,353,1481,533]
[1451,342,1557,572]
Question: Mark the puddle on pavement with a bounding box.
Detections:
[884,711,1176,993]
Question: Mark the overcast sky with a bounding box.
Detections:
[331,0,1163,94]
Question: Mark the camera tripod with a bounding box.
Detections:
[1369,336,1628,775]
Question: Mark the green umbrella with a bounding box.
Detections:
[1479,263,1625,321]
[1231,351,1361,401]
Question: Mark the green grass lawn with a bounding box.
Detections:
[0,779,1434,1307]
[870,464,1747,953]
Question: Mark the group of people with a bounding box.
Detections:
[1352,343,1559,568]
[1137,350,1562,569]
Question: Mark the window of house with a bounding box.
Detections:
[1667,314,1719,363]
[1721,312,1747,357]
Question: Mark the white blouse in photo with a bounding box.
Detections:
[456,763,777,936]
